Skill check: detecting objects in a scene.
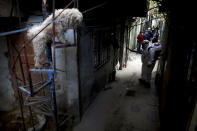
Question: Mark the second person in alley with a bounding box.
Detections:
[137,32,144,53]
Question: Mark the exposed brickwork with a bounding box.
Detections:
[7,32,50,100]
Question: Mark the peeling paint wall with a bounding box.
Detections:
[0,37,15,111]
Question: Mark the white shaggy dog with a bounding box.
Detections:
[27,8,83,68]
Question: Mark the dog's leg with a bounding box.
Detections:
[33,37,47,68]
[56,24,70,45]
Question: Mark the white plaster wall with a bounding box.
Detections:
[55,45,79,116]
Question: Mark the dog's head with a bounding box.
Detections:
[60,8,83,29]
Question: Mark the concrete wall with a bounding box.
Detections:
[129,19,142,51]
[0,0,12,17]
[189,102,197,131]
[55,30,80,120]
[129,22,138,50]
[0,0,21,17]
[55,46,80,118]
[0,37,15,111]
[158,11,197,130]
[78,26,95,112]
[79,25,115,113]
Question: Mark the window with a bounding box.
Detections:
[91,30,110,69]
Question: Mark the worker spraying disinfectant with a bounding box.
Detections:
[139,38,162,88]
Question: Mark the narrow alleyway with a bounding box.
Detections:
[74,52,160,131]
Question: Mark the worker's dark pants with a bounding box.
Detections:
[137,42,142,53]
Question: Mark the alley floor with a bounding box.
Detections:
[73,52,160,131]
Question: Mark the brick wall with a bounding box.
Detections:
[7,32,50,100]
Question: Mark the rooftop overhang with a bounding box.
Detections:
[78,0,147,26]
[0,0,148,29]
[1,0,147,18]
